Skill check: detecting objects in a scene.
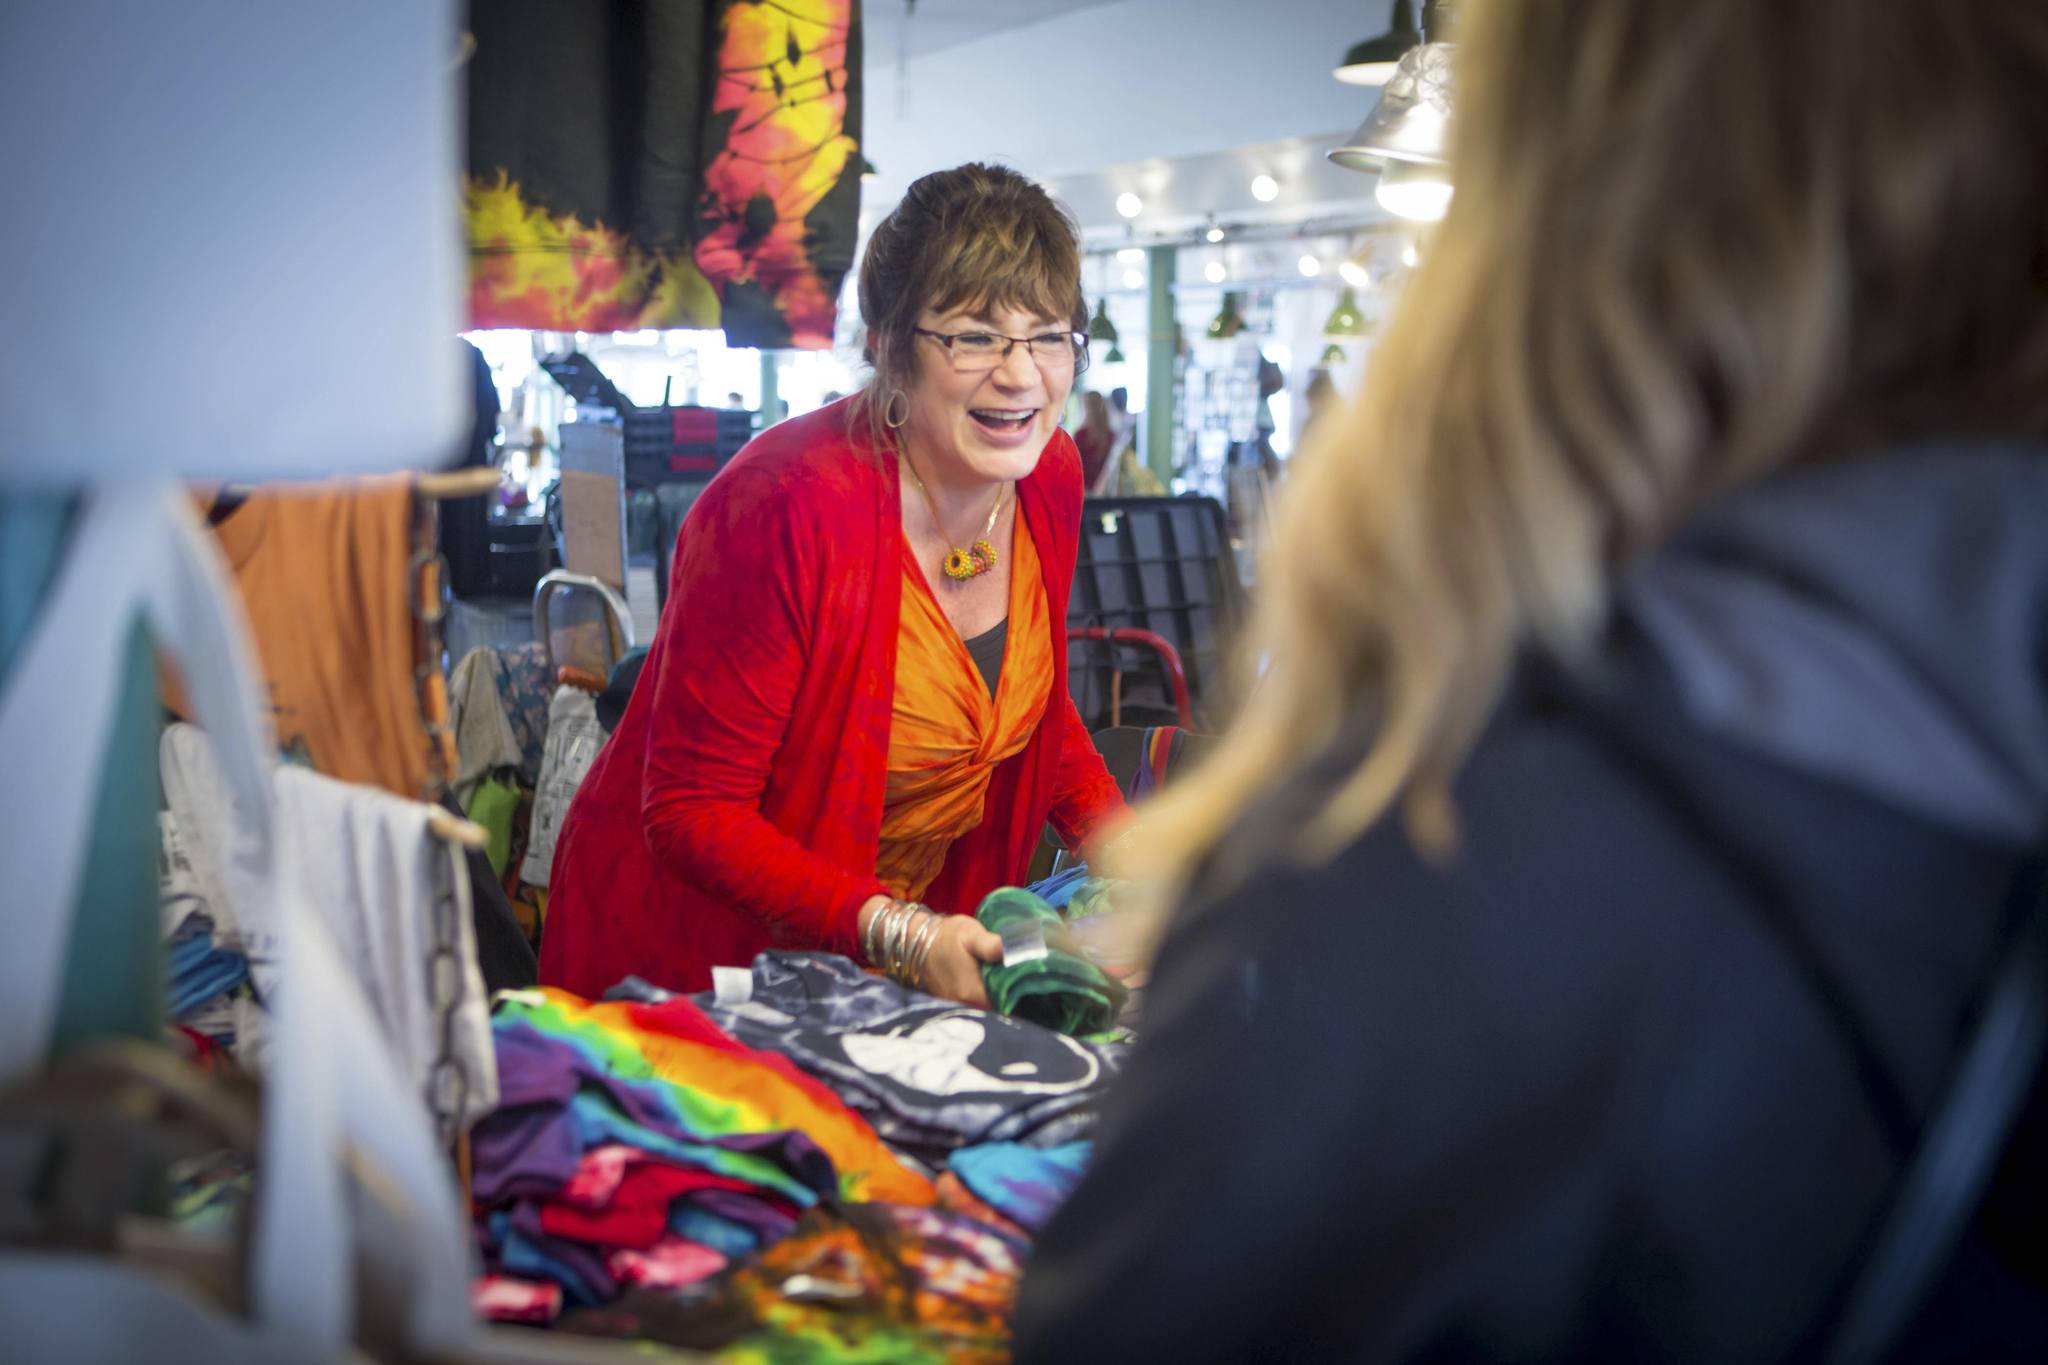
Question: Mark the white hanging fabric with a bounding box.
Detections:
[0,488,474,1357]
[162,720,501,1130]
[521,684,606,887]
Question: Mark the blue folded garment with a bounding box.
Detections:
[1026,865,1092,910]
[165,930,250,1019]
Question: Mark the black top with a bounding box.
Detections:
[1014,650,2048,1363]
[962,617,1007,697]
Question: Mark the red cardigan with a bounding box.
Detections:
[537,401,1126,997]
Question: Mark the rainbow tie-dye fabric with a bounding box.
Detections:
[472,986,936,1312]
[489,987,934,1206]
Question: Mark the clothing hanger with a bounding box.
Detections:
[207,467,499,515]
[414,467,502,501]
[424,807,487,848]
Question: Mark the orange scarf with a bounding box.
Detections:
[877,518,1053,900]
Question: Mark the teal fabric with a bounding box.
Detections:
[0,494,77,676]
[1,497,161,1064]
[53,613,164,1059]
[975,888,1127,1037]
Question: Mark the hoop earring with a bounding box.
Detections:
[883,388,910,429]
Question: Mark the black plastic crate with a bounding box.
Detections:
[541,350,752,484]
[624,406,751,482]
[1067,495,1245,731]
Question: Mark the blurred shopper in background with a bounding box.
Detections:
[1074,390,1116,493]
[1298,365,1340,451]
[1019,0,2048,1359]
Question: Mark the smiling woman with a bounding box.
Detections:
[538,163,1128,1009]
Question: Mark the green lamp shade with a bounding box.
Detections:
[1320,343,1348,365]
[1323,287,1366,338]
[1105,342,1126,363]
[860,157,879,181]
[1087,297,1119,344]
[1206,291,1245,340]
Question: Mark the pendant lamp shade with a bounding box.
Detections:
[1328,41,1455,175]
[1320,343,1349,365]
[1105,342,1126,364]
[1323,287,1366,338]
[1088,297,1119,345]
[1335,0,1422,86]
[1206,292,1245,341]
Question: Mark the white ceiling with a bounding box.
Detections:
[859,0,1399,233]
[860,0,1124,64]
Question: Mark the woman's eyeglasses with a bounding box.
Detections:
[914,327,1089,375]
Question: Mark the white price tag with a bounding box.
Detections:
[999,920,1049,967]
[712,966,754,1006]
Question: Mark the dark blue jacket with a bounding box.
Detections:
[1016,446,2048,1361]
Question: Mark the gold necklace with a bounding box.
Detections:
[900,451,1006,582]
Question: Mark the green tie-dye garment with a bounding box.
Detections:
[975,888,1127,1037]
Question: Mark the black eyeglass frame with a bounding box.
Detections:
[912,326,1091,375]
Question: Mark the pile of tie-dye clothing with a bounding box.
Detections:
[470,981,1097,1360]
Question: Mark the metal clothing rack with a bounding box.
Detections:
[532,569,636,679]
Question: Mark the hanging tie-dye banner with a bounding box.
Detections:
[465,0,861,348]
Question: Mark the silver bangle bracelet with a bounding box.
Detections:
[888,900,917,979]
[879,900,902,974]
[862,898,884,966]
[904,910,938,989]
[867,898,947,991]
[912,914,941,989]
[884,902,927,989]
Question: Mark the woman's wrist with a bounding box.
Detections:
[858,893,942,989]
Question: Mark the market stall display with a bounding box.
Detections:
[461,929,1127,1356]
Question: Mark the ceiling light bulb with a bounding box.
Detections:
[1338,259,1371,288]
[1374,160,1453,222]
[1122,267,1145,290]
[1402,241,1421,268]
[1250,174,1280,202]
[1204,260,1228,284]
[1337,58,1403,86]
[1298,255,1321,277]
[1115,192,1143,219]
[1205,224,1226,243]
[1116,246,1144,264]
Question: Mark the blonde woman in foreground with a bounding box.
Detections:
[1018,0,2048,1360]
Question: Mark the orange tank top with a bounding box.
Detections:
[876,516,1053,901]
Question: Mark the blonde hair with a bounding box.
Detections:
[1121,0,2048,919]
[848,163,1086,454]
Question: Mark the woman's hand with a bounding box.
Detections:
[919,915,1004,1007]
[858,895,1004,1006]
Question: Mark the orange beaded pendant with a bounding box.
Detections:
[903,449,1006,584]
[943,540,998,580]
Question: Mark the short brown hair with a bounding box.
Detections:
[849,163,1086,453]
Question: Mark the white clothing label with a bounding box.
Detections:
[713,966,755,1006]
[1000,920,1049,967]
